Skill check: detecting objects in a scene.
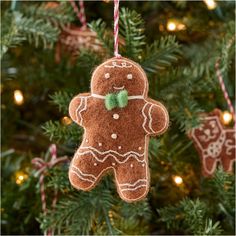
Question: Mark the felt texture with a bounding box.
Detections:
[68,57,169,202]
[105,93,117,110]
[189,109,236,177]
[117,90,128,108]
[104,90,128,110]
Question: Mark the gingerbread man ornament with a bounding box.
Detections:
[68,57,169,202]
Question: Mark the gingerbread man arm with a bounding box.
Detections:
[142,99,169,136]
[69,93,90,126]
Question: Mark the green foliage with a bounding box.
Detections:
[39,178,116,235]
[158,198,223,235]
[76,49,103,69]
[203,167,235,230]
[1,11,59,58]
[50,91,73,114]
[0,12,26,58]
[89,19,113,56]
[142,36,181,74]
[42,121,81,143]
[16,12,59,48]
[22,1,75,26]
[119,8,146,59]
[1,152,41,235]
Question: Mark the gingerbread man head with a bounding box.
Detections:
[91,57,149,97]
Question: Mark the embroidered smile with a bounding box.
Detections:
[113,85,125,90]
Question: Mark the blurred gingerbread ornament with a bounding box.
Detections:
[55,0,103,64]
[189,109,235,177]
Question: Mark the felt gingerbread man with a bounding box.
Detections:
[68,57,169,202]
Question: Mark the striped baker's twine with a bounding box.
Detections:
[69,0,87,28]
[114,0,121,58]
[32,144,68,236]
[215,37,235,123]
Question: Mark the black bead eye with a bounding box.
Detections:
[127,74,132,80]
[105,73,110,79]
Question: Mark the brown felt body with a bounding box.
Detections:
[68,57,169,202]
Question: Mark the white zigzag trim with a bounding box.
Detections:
[75,95,92,126]
[149,105,156,133]
[119,179,147,187]
[71,165,97,180]
[80,146,144,157]
[142,103,151,134]
[121,184,147,192]
[75,97,84,124]
[70,170,95,184]
[77,150,145,164]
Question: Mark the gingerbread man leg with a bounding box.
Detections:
[115,157,149,202]
[201,156,219,177]
[69,151,111,191]
[220,131,236,173]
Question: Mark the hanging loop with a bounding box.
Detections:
[114,0,121,58]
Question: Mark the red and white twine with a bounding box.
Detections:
[114,0,121,58]
[32,144,68,236]
[69,0,87,28]
[215,37,235,123]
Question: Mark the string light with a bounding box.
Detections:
[15,171,28,185]
[61,116,72,125]
[203,0,217,10]
[14,90,24,105]
[167,21,177,31]
[221,111,233,125]
[173,175,183,186]
[167,20,186,32]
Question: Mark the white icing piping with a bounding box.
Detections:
[77,151,145,164]
[148,104,156,134]
[91,93,144,100]
[121,184,147,192]
[80,146,144,157]
[71,165,97,180]
[119,179,147,187]
[70,170,95,184]
[104,61,133,68]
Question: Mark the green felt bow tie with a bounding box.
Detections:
[105,90,128,110]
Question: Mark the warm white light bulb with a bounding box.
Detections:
[61,116,72,125]
[18,175,24,181]
[203,0,217,10]
[173,176,183,185]
[222,111,233,125]
[14,90,24,105]
[167,21,177,31]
